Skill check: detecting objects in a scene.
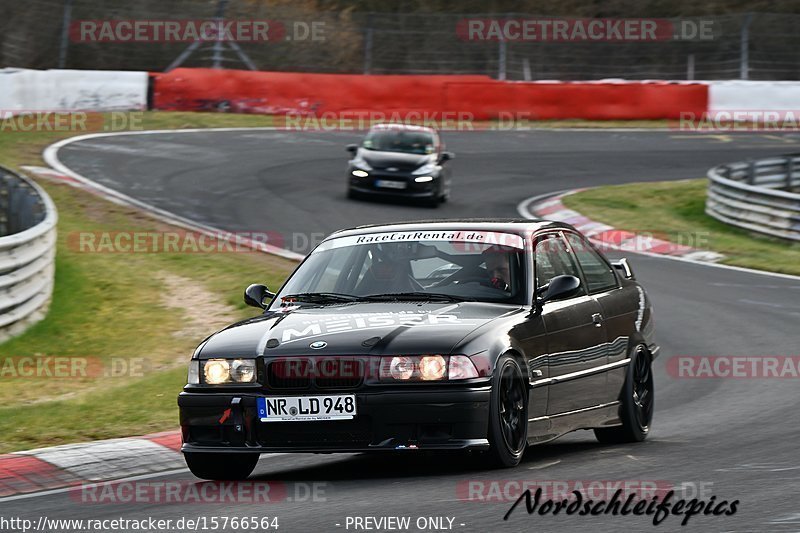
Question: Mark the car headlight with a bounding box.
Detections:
[352,169,369,177]
[412,162,437,176]
[379,355,478,381]
[231,359,257,383]
[201,358,257,384]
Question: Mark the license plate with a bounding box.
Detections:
[375,179,407,189]
[257,395,356,422]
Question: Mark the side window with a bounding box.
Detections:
[564,233,618,294]
[533,234,584,291]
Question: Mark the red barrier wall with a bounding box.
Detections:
[151,68,708,121]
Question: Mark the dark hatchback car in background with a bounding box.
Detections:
[346,124,454,207]
[179,220,657,480]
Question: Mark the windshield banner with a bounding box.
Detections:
[317,231,525,251]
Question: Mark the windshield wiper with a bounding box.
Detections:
[280,292,359,304]
[361,292,470,302]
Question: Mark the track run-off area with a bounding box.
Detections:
[8,129,799,532]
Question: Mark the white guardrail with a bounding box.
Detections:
[706,155,800,242]
[0,166,57,342]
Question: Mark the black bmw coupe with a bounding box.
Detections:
[179,219,657,479]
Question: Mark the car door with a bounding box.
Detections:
[563,231,631,404]
[534,232,609,415]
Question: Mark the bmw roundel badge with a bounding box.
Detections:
[310,341,328,349]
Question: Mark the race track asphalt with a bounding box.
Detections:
[4,129,799,532]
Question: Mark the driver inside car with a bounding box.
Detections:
[483,248,511,292]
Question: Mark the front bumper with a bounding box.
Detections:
[348,172,439,198]
[179,386,490,453]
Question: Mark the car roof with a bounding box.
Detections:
[369,123,437,134]
[326,218,576,240]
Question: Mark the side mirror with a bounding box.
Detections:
[346,144,358,154]
[612,258,634,280]
[439,151,454,163]
[537,275,581,303]
[244,284,275,309]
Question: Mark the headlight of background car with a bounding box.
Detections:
[379,354,478,381]
[351,158,372,175]
[412,162,437,176]
[200,358,257,384]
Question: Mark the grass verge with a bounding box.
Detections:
[562,179,800,276]
[0,112,301,453]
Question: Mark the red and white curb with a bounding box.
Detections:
[0,431,182,498]
[518,189,725,263]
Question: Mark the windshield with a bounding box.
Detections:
[362,129,435,155]
[270,232,527,308]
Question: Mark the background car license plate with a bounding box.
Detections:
[257,394,356,422]
[375,179,407,189]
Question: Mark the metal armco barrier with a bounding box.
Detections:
[0,166,57,342]
[707,155,800,241]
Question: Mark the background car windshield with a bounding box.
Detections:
[272,239,526,306]
[362,130,435,154]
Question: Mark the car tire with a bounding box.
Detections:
[484,354,528,468]
[594,345,654,444]
[184,452,260,480]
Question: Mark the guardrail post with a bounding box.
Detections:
[739,13,753,80]
[363,13,374,75]
[746,160,756,185]
[0,175,8,236]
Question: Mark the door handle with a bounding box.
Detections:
[592,313,603,327]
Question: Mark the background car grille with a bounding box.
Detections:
[266,357,365,390]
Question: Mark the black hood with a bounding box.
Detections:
[357,149,433,171]
[197,301,520,359]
